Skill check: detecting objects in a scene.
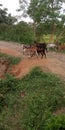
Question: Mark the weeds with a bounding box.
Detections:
[0,67,65,130]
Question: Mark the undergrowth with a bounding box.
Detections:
[0,67,65,130]
[0,52,21,66]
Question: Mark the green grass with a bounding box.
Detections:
[0,52,21,66]
[0,67,65,130]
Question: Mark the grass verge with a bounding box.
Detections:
[0,67,65,130]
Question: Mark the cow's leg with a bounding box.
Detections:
[30,51,36,57]
[43,50,46,58]
[37,50,40,57]
[44,52,46,58]
[41,52,43,58]
[44,51,46,58]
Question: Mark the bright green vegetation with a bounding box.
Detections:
[0,67,65,130]
[0,52,21,66]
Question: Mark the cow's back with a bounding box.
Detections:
[36,43,47,49]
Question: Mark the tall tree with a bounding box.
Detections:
[0,4,17,24]
[19,0,65,42]
[0,4,7,24]
[7,13,17,25]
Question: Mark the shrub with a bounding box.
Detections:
[44,114,65,130]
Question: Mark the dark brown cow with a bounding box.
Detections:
[23,42,47,58]
[35,42,47,58]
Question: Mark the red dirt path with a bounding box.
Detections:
[0,41,65,79]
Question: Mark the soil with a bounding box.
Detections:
[0,40,65,80]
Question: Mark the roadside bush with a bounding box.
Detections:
[0,22,34,44]
[44,114,65,130]
[0,52,21,66]
[18,68,65,130]
[0,75,19,94]
[0,93,6,112]
[0,75,19,111]
[0,67,65,130]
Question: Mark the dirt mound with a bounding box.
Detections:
[10,56,65,79]
[0,59,9,78]
[10,57,50,78]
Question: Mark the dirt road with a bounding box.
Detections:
[0,41,65,79]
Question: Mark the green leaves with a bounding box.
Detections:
[0,22,34,43]
[0,5,16,25]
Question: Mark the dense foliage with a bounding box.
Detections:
[1,1,65,43]
[19,0,65,43]
[0,4,16,24]
[0,22,34,44]
[0,5,34,44]
[0,67,65,130]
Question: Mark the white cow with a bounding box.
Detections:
[47,44,58,51]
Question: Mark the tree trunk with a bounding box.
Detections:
[49,24,56,43]
[33,21,36,41]
[55,29,65,44]
[49,0,55,44]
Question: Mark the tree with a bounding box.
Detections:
[28,0,64,42]
[0,4,7,24]
[7,13,17,25]
[19,0,65,43]
[0,4,17,25]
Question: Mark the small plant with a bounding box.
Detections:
[0,52,21,66]
[44,114,65,130]
[0,93,6,112]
